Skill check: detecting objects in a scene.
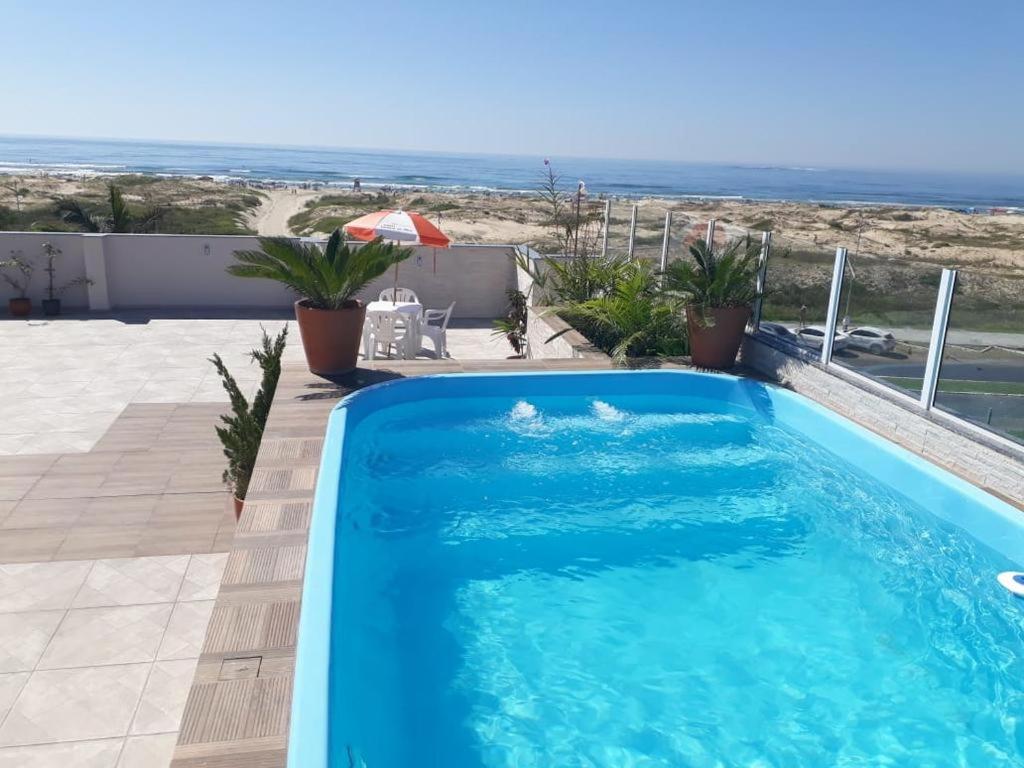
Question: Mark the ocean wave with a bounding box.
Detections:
[1,136,1022,207]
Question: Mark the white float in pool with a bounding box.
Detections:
[997,572,1024,596]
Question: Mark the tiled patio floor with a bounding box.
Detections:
[0,553,226,767]
[0,404,236,562]
[0,311,515,767]
[0,397,234,767]
[0,312,507,455]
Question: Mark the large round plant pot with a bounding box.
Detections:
[8,298,31,317]
[686,304,751,369]
[233,495,244,521]
[294,299,366,376]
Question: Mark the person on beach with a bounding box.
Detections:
[353,178,361,192]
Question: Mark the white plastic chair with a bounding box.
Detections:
[378,287,420,304]
[421,301,455,358]
[363,310,414,360]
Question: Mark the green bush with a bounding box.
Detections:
[555,261,687,363]
[211,327,288,501]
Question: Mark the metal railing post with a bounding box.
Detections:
[601,199,611,258]
[660,210,672,273]
[705,218,716,247]
[821,247,847,366]
[920,268,957,409]
[627,204,638,260]
[751,230,772,331]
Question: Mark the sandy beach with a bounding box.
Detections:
[3,173,1023,274]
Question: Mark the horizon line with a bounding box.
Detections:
[1,132,1020,180]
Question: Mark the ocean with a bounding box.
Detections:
[1,135,1021,210]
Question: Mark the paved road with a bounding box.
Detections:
[861,361,1024,383]
[887,327,1024,348]
[768,321,1024,348]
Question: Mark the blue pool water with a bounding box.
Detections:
[294,372,1024,767]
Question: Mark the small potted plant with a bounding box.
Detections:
[0,251,35,317]
[210,326,288,520]
[40,242,92,317]
[663,237,761,369]
[228,229,409,376]
[492,288,528,358]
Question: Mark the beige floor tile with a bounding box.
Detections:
[0,738,123,768]
[0,529,64,563]
[117,733,177,768]
[130,658,197,735]
[38,604,172,670]
[2,498,85,530]
[25,475,105,500]
[0,663,149,745]
[177,553,228,601]
[0,475,39,502]
[157,601,214,660]
[0,672,29,723]
[77,495,159,527]
[73,556,190,608]
[57,525,146,560]
[0,561,91,613]
[0,611,64,672]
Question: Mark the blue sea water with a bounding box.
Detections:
[331,391,1024,768]
[1,134,1023,209]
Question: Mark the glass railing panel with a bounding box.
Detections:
[934,269,1024,445]
[827,251,942,399]
[757,236,836,353]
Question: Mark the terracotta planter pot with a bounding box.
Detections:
[686,304,751,369]
[8,298,31,317]
[294,299,366,376]
[233,495,244,521]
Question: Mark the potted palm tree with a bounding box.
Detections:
[1,253,35,317]
[210,327,288,519]
[663,237,761,369]
[229,229,409,375]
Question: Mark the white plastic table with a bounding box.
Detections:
[364,301,423,359]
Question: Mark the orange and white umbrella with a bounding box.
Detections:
[343,209,450,247]
[343,209,451,300]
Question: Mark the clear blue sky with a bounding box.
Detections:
[5,0,1023,172]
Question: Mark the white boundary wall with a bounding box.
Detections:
[0,232,518,318]
[0,232,92,309]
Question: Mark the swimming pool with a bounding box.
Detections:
[291,370,1024,767]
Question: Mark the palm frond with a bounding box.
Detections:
[54,198,100,232]
[228,231,410,309]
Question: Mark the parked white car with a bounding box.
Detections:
[796,325,849,351]
[845,326,897,354]
[759,322,800,344]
